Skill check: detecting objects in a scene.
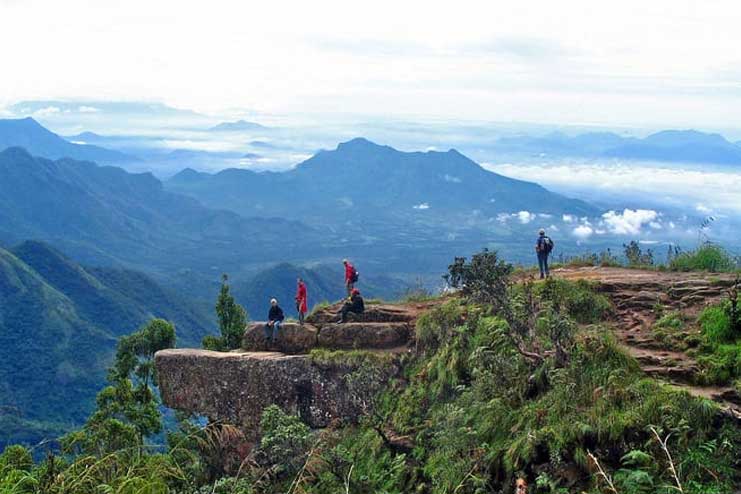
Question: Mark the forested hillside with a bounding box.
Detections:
[0,241,213,447]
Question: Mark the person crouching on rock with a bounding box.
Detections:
[337,288,365,323]
[265,298,285,344]
[295,277,308,326]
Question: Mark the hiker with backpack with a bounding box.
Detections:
[337,288,365,323]
[535,228,554,279]
[264,298,285,343]
[343,259,359,297]
[295,277,308,326]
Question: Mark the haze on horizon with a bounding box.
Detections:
[2,0,741,131]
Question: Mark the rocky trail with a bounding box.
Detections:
[554,266,741,420]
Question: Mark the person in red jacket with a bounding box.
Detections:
[295,277,308,325]
[343,259,358,298]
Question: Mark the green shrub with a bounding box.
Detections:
[699,305,735,345]
[537,278,612,324]
[416,299,466,352]
[669,244,738,272]
[257,405,312,476]
[444,248,513,310]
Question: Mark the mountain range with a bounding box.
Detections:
[208,120,268,132]
[493,129,741,165]
[0,146,323,294]
[167,137,595,225]
[0,241,213,447]
[0,117,137,164]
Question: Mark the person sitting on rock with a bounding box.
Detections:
[337,288,365,323]
[343,258,359,297]
[295,277,308,326]
[265,298,285,343]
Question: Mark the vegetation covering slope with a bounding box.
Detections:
[1,249,738,493]
[0,241,213,448]
[0,146,323,298]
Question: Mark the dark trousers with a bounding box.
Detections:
[338,303,358,322]
[538,252,550,278]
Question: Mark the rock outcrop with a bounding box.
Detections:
[156,302,434,437]
[242,322,318,354]
[242,321,411,353]
[156,348,398,433]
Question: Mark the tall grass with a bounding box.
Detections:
[669,244,738,273]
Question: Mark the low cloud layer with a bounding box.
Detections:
[486,161,741,214]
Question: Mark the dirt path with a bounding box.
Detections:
[552,266,740,420]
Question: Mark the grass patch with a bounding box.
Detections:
[669,244,739,272]
[536,278,612,324]
[693,302,741,385]
[651,311,690,350]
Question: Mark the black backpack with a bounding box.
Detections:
[543,236,554,254]
[351,268,359,283]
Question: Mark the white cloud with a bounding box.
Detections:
[572,225,594,239]
[32,106,60,116]
[486,162,741,214]
[413,202,430,210]
[77,105,100,113]
[562,214,576,223]
[517,210,536,224]
[443,174,462,183]
[3,1,741,127]
[601,209,659,235]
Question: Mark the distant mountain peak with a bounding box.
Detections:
[0,146,34,160]
[209,120,267,132]
[335,137,387,151]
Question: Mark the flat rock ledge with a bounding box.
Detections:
[155,348,398,433]
[243,321,411,353]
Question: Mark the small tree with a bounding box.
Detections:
[63,318,176,455]
[204,274,248,351]
[623,241,654,267]
[444,248,513,311]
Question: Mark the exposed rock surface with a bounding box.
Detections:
[242,322,318,354]
[156,302,433,436]
[317,322,410,349]
[555,266,740,420]
[156,348,397,433]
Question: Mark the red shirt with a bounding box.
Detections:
[344,263,355,283]
[295,282,308,313]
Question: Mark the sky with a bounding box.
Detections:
[1,0,741,128]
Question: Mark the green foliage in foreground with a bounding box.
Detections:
[693,296,741,386]
[1,259,739,493]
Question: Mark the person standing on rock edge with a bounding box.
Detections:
[535,228,554,279]
[265,298,285,344]
[343,258,359,298]
[295,277,308,326]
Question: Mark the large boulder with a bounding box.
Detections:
[155,348,398,432]
[242,322,318,354]
[307,304,417,325]
[317,322,411,349]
